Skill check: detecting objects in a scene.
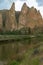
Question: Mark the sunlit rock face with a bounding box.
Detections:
[18,3,29,29]
[5,3,17,31]
[18,3,43,30]
[0,13,3,31]
[27,7,43,29]
[0,2,43,32]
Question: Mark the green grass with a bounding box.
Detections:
[7,60,20,65]
[7,48,39,65]
[19,48,39,65]
[0,34,43,41]
[31,58,39,65]
[0,35,32,41]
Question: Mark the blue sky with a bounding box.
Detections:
[0,0,43,17]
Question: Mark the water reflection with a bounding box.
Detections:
[0,38,42,65]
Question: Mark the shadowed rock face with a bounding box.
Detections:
[0,3,43,32]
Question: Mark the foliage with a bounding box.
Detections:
[0,27,31,35]
[8,60,20,65]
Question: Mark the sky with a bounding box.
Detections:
[0,0,43,17]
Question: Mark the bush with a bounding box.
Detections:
[8,60,20,65]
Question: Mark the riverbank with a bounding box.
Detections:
[0,36,43,65]
[0,34,43,41]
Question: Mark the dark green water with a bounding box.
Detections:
[0,38,43,65]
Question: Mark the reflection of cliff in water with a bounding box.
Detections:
[0,38,41,61]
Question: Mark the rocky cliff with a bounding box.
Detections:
[0,3,43,33]
[5,3,17,31]
[0,13,3,31]
[18,3,43,30]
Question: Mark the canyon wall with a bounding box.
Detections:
[0,3,43,33]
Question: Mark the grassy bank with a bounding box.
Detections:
[0,35,42,65]
[0,34,43,41]
[7,48,39,65]
[0,35,34,41]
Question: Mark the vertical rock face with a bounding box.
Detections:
[5,3,17,31]
[0,2,43,32]
[18,3,29,29]
[27,7,43,29]
[0,13,3,31]
[18,3,43,30]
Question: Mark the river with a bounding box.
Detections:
[0,37,43,65]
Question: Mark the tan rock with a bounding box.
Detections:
[5,3,17,31]
[18,3,29,29]
[18,3,43,30]
[0,13,3,31]
[27,7,43,29]
[0,2,43,33]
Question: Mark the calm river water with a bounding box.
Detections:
[0,38,43,65]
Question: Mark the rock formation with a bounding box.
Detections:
[18,3,29,29]
[5,3,17,31]
[0,13,3,31]
[27,7,43,29]
[18,3,43,30]
[0,2,43,33]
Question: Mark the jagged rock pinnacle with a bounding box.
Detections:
[0,3,43,32]
[23,3,27,7]
[10,2,15,10]
[21,3,29,14]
